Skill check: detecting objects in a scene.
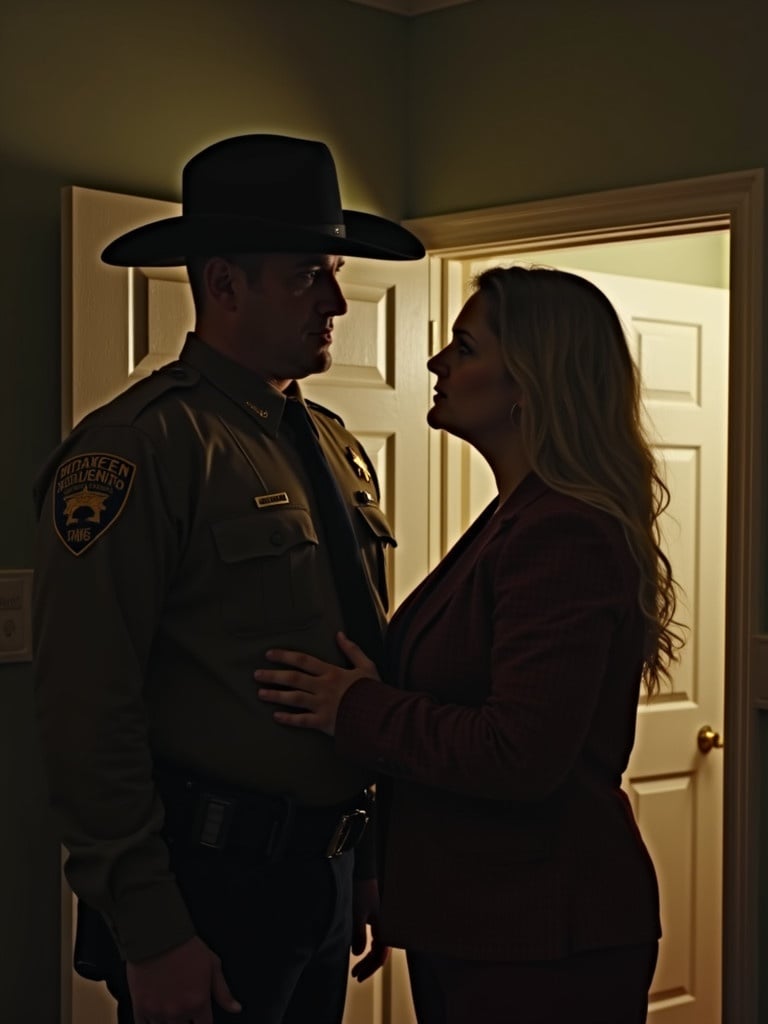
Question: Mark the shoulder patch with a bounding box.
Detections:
[305,399,345,427]
[52,452,137,556]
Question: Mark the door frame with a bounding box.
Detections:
[404,168,765,1024]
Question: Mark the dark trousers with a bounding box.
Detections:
[102,848,354,1024]
[406,941,659,1024]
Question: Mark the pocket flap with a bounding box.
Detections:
[211,508,318,562]
[356,504,397,547]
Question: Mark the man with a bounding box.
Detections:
[32,134,424,1024]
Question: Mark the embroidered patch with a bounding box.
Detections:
[52,452,137,556]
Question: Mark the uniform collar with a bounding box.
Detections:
[179,333,304,438]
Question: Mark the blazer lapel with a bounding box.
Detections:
[386,502,494,683]
[387,472,551,686]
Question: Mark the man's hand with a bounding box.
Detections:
[126,935,241,1023]
[351,878,390,983]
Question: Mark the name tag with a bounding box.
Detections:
[254,492,290,509]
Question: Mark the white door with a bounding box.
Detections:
[450,259,728,1024]
[62,186,424,1024]
[591,270,728,1024]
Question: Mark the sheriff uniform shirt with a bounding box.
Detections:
[32,334,394,962]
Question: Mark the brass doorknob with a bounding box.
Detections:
[697,725,724,754]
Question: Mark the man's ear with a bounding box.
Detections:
[204,257,239,311]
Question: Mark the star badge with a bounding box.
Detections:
[346,446,372,483]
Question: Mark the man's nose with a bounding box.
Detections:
[320,275,348,316]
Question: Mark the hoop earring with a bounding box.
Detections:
[509,402,519,420]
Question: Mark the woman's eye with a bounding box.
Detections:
[458,340,472,355]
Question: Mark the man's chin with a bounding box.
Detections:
[293,352,332,380]
[315,349,333,373]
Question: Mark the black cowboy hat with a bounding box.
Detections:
[101,134,425,267]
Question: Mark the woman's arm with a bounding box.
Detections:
[258,509,633,801]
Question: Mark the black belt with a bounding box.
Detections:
[153,760,372,862]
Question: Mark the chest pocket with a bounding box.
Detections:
[354,504,397,613]
[211,507,322,635]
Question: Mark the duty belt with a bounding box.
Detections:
[153,760,372,861]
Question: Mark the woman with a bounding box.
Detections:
[255,266,683,1024]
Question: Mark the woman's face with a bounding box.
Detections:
[427,290,519,446]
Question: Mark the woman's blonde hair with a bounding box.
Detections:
[475,265,684,695]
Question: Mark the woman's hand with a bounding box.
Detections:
[255,632,380,736]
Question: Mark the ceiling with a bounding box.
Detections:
[345,0,476,15]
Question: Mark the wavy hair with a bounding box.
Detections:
[475,265,685,696]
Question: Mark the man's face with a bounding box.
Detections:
[230,252,347,386]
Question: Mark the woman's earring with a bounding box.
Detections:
[509,402,519,420]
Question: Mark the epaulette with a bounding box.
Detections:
[87,362,200,428]
[32,362,199,516]
[306,399,345,427]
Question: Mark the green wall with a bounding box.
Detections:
[3,0,767,1018]
[0,1,406,1017]
[406,0,767,215]
[479,232,731,289]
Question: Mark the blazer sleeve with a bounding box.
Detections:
[335,509,633,801]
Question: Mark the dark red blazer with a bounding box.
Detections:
[336,473,661,960]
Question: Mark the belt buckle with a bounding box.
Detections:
[325,807,369,859]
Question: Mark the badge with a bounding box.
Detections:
[346,447,372,483]
[52,452,137,556]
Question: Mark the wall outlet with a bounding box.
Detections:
[0,570,33,663]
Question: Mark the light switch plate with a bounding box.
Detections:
[0,570,33,663]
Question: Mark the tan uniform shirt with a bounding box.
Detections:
[33,334,394,961]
